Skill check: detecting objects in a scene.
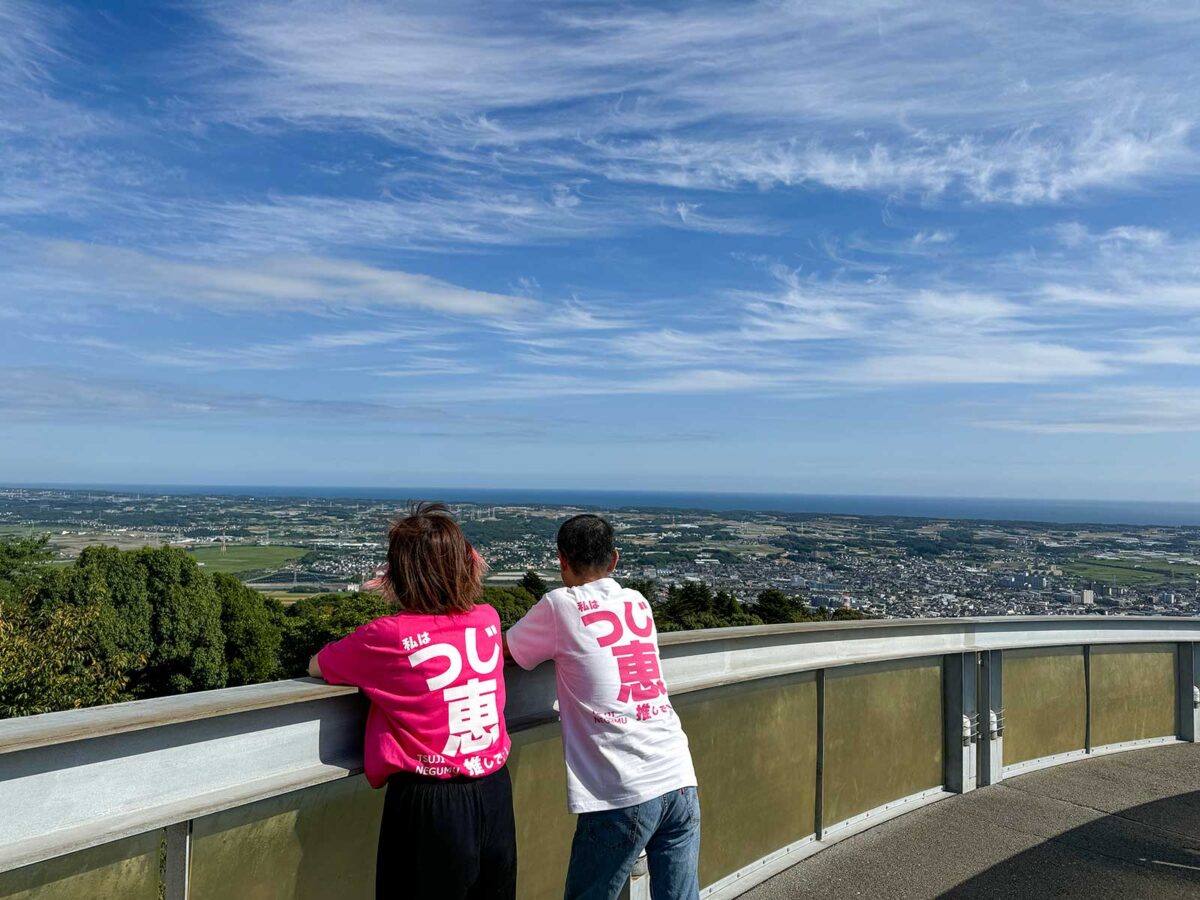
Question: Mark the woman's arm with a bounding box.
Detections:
[308,654,323,679]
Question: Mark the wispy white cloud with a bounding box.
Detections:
[0,366,563,440]
[0,366,406,421]
[180,187,612,254]
[39,327,448,371]
[1032,226,1200,313]
[0,0,61,93]
[648,201,774,235]
[1051,222,1169,250]
[838,340,1112,385]
[980,386,1200,434]
[0,2,149,219]
[416,368,780,403]
[23,241,533,317]
[196,1,1200,205]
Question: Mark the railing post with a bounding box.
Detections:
[943,652,977,793]
[164,820,192,900]
[1180,642,1199,743]
[814,668,826,840]
[977,650,1003,785]
[1083,645,1093,754]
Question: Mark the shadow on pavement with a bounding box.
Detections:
[941,789,1200,899]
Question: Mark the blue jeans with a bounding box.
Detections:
[564,786,701,900]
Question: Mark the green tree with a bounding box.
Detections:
[667,582,715,617]
[214,573,282,686]
[657,582,751,631]
[0,600,128,718]
[279,592,391,675]
[0,533,53,613]
[712,590,760,627]
[134,547,227,694]
[65,546,154,682]
[34,546,226,697]
[754,589,803,624]
[518,570,549,599]
[622,577,658,602]
[482,585,538,630]
[0,533,53,584]
[830,607,868,621]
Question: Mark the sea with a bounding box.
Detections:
[16,484,1200,527]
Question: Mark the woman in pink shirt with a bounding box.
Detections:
[309,502,515,900]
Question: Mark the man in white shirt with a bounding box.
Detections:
[505,514,700,900]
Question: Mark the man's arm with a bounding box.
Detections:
[307,654,323,679]
[505,594,557,670]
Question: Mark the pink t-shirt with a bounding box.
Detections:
[317,604,511,788]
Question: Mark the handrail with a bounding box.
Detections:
[657,614,1200,645]
[3,615,1198,755]
[0,680,359,757]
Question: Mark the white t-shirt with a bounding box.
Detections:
[506,577,697,813]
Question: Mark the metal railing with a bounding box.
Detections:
[2,617,1198,900]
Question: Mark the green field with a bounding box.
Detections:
[254,589,314,605]
[1062,558,1200,587]
[187,545,306,576]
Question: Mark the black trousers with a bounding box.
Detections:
[376,766,517,900]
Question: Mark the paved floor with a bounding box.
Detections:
[745,743,1200,899]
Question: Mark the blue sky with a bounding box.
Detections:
[2,1,1200,499]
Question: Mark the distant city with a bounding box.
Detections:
[2,486,1198,618]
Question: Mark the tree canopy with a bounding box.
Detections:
[518,570,549,599]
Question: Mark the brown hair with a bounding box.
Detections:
[383,501,482,615]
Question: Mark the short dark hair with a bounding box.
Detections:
[385,501,483,615]
[557,514,615,574]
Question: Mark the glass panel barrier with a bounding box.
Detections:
[823,657,943,829]
[507,722,575,900]
[675,671,818,888]
[1091,643,1178,747]
[0,831,160,900]
[190,775,384,900]
[1003,646,1086,767]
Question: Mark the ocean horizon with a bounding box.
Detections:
[8,483,1200,528]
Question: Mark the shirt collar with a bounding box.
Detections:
[579,576,619,593]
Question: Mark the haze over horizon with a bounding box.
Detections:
[3,2,1200,500]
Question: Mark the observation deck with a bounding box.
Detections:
[2,616,1199,899]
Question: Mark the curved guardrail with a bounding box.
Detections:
[1,616,1198,900]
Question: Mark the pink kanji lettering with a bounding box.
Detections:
[581,610,623,647]
[612,640,667,703]
[623,601,653,638]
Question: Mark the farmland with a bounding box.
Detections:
[186,545,307,576]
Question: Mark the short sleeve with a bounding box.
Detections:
[505,594,558,670]
[316,617,395,687]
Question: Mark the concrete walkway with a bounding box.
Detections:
[745,743,1200,899]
